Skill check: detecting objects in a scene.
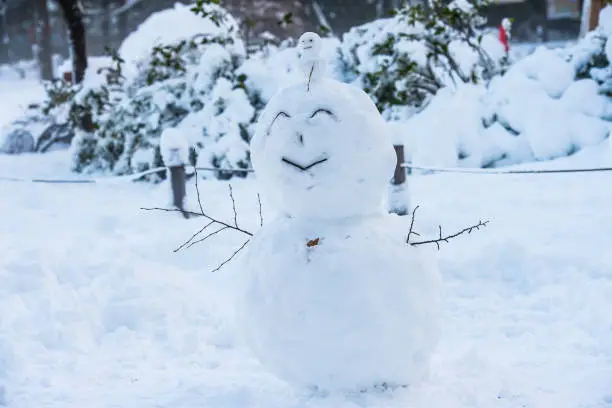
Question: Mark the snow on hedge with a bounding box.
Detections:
[65,2,256,177]
[337,0,510,121]
[402,6,612,169]
[119,3,240,65]
[11,2,612,175]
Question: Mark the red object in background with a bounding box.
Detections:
[498,24,509,53]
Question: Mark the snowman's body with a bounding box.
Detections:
[238,216,441,391]
[236,33,441,392]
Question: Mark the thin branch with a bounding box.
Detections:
[257,193,263,227]
[174,220,214,252]
[405,205,421,244]
[142,207,205,218]
[140,207,253,237]
[307,63,314,91]
[194,168,205,216]
[186,226,229,250]
[410,220,489,250]
[212,240,250,272]
[229,184,238,228]
[191,174,252,235]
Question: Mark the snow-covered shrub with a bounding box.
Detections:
[396,7,612,170]
[0,83,60,155]
[405,48,611,169]
[563,6,612,95]
[338,0,509,120]
[68,2,259,177]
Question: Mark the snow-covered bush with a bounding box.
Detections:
[338,0,509,120]
[393,6,612,170]
[563,6,612,95]
[28,0,346,178]
[67,2,259,177]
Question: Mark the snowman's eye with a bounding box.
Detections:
[310,108,336,120]
[267,111,291,134]
[274,111,291,121]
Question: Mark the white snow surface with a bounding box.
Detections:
[1,78,612,407]
[1,142,612,407]
[160,127,190,167]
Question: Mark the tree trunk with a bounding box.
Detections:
[101,0,110,50]
[0,0,8,64]
[37,0,54,80]
[56,0,87,84]
[589,0,604,30]
[117,0,128,44]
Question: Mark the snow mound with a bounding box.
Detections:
[118,2,241,65]
[511,46,575,98]
[561,79,611,119]
[599,5,612,36]
[0,339,11,406]
[160,127,190,166]
[404,20,612,169]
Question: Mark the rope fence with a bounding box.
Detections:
[0,165,254,184]
[2,162,612,184]
[402,163,612,174]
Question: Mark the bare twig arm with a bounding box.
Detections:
[229,184,239,228]
[257,193,263,227]
[174,220,214,252]
[212,240,250,272]
[405,205,421,244]
[410,220,489,250]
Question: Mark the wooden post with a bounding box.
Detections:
[168,149,187,218]
[581,0,605,36]
[389,144,409,216]
[392,144,406,186]
[63,71,72,83]
[160,128,190,219]
[589,0,604,30]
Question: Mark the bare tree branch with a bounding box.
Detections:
[174,220,214,252]
[143,176,258,271]
[405,205,421,244]
[186,226,229,250]
[194,168,205,216]
[141,178,253,237]
[410,220,489,250]
[141,207,205,218]
[229,184,238,228]
[257,193,263,227]
[212,240,250,272]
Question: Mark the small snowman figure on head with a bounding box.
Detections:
[297,32,326,90]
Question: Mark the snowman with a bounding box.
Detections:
[235,32,441,392]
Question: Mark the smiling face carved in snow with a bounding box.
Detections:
[251,78,396,219]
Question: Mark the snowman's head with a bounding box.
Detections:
[298,32,322,58]
[251,78,396,220]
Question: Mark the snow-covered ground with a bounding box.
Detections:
[0,79,45,130]
[2,78,612,407]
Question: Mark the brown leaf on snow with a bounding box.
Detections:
[306,238,320,248]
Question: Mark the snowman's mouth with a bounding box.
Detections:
[282,156,328,172]
[303,45,313,50]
